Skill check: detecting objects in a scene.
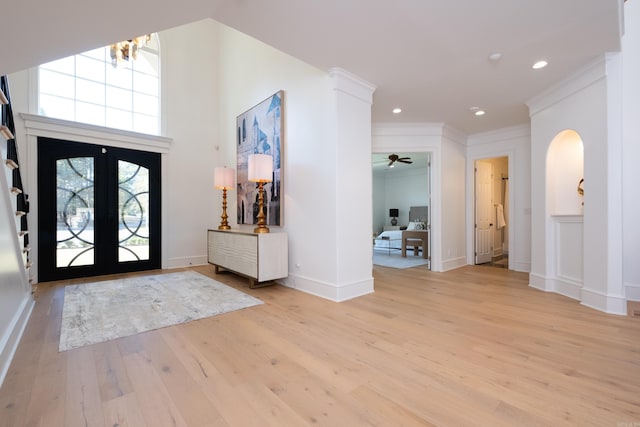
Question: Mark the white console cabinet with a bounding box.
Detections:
[207,229,288,288]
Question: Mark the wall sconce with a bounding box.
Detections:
[389,208,399,226]
[214,166,236,230]
[248,154,273,233]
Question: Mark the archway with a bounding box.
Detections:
[547,129,584,215]
[545,129,584,298]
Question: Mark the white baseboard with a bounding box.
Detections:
[553,276,582,300]
[581,288,627,315]
[529,272,551,292]
[530,273,627,315]
[281,273,374,302]
[509,260,530,273]
[166,255,208,269]
[0,296,35,388]
[529,273,581,300]
[441,256,466,272]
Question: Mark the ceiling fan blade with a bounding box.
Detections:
[398,159,413,164]
[388,160,394,166]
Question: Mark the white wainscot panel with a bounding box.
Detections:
[552,215,584,296]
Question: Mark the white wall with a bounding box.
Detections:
[216,22,374,301]
[528,56,625,314]
[440,127,467,271]
[162,20,221,268]
[467,125,531,272]
[372,173,386,233]
[622,0,640,301]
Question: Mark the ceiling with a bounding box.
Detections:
[0,0,623,135]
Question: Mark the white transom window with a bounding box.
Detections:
[38,35,160,135]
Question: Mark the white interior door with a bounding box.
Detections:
[475,161,493,264]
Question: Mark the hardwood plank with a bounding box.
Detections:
[121,349,188,427]
[136,331,223,427]
[20,286,68,427]
[93,341,134,403]
[64,346,104,427]
[101,393,147,427]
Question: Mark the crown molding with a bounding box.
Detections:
[372,122,444,137]
[467,123,531,146]
[328,67,376,104]
[527,56,607,116]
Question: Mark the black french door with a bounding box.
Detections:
[38,138,161,281]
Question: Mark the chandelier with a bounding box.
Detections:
[110,34,152,67]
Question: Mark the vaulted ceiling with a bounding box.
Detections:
[0,0,623,134]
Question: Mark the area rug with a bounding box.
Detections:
[373,250,430,269]
[59,270,263,352]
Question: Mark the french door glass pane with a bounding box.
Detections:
[56,157,95,267]
[118,160,150,262]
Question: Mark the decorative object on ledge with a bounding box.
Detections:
[237,91,284,227]
[577,178,584,206]
[248,154,273,233]
[214,166,236,230]
[110,34,152,67]
[389,208,399,226]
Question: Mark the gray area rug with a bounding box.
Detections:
[373,250,430,269]
[59,270,262,352]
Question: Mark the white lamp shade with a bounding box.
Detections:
[248,154,273,182]
[214,166,236,190]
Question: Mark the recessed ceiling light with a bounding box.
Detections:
[392,108,402,114]
[532,60,548,69]
[470,107,485,116]
[488,52,503,62]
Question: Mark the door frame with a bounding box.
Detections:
[466,153,512,268]
[21,113,171,283]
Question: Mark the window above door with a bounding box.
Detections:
[37,34,161,136]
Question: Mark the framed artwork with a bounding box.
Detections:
[236,90,284,226]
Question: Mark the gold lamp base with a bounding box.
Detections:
[254,182,270,233]
[218,188,231,230]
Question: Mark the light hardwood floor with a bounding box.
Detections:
[1,264,640,426]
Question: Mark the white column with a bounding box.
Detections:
[329,68,376,301]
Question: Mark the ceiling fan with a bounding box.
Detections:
[387,153,412,167]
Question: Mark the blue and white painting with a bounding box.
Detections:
[236,91,283,226]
